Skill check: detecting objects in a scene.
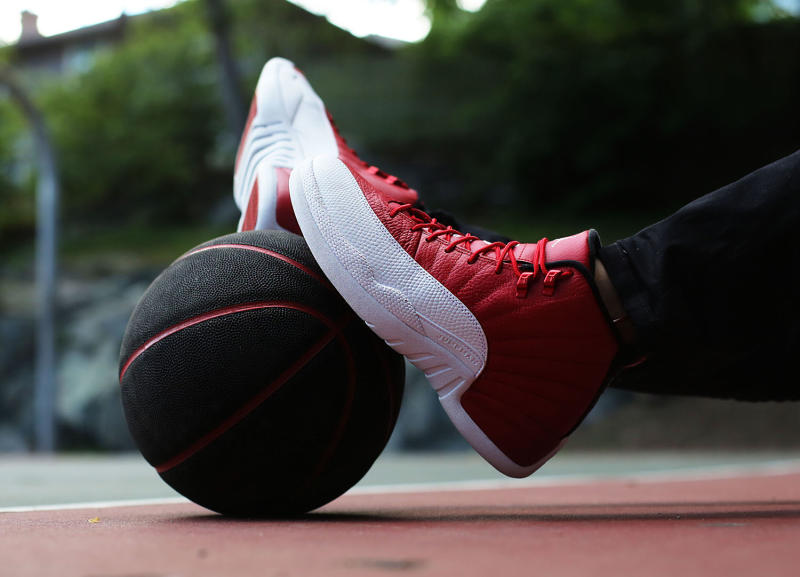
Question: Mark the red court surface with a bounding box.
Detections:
[3,465,799,576]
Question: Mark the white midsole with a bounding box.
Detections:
[290,155,551,478]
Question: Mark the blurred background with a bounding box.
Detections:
[1,0,800,456]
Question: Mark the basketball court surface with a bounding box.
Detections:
[2,449,799,576]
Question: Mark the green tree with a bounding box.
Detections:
[6,0,392,236]
[37,4,226,226]
[0,94,34,241]
[406,0,800,214]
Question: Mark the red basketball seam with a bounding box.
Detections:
[119,301,316,381]
[149,308,353,474]
[302,325,358,487]
[155,326,338,474]
[175,243,333,289]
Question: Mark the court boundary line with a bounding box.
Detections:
[0,497,188,514]
[352,458,800,495]
[2,457,800,514]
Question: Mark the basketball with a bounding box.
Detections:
[118,230,404,516]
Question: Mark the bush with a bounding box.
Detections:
[405,0,800,214]
[38,6,227,227]
[0,97,35,242]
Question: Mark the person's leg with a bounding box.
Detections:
[598,149,800,400]
[238,58,799,477]
[430,152,800,400]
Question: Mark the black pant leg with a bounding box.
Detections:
[599,149,800,400]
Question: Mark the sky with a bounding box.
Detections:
[0,0,178,44]
[4,0,795,46]
[0,0,488,46]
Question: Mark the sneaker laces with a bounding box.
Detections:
[327,111,411,190]
[388,202,573,297]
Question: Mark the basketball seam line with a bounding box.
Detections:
[119,301,323,381]
[152,309,353,474]
[301,326,357,490]
[176,243,333,290]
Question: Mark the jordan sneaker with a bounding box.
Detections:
[233,57,417,233]
[289,155,622,477]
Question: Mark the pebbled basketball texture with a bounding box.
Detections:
[119,230,404,516]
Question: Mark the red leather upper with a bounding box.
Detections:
[241,180,259,232]
[274,167,300,234]
[270,113,419,233]
[235,96,258,173]
[330,112,419,207]
[346,161,619,468]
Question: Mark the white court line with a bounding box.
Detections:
[0,497,188,514]
[2,458,799,514]
[350,458,800,496]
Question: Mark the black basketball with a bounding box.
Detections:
[119,230,404,516]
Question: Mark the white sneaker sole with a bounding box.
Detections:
[290,155,559,478]
[234,57,337,231]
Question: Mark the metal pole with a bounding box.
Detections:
[204,0,247,137]
[1,68,60,452]
[33,135,58,453]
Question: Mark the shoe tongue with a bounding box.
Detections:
[357,165,419,206]
[545,231,591,267]
[341,155,419,206]
[331,121,420,206]
[513,231,591,268]
[429,230,592,269]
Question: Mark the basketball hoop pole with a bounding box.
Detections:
[33,127,59,453]
[1,68,60,452]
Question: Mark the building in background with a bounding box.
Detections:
[12,11,129,78]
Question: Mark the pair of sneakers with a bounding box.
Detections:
[233,57,621,478]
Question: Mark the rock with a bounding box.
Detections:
[55,277,151,450]
[0,425,27,452]
[0,270,156,452]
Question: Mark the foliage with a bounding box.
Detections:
[35,3,226,227]
[0,0,395,247]
[0,96,32,240]
[2,0,798,245]
[229,0,381,84]
[405,0,800,215]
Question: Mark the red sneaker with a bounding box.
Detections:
[233,57,416,233]
[290,155,621,477]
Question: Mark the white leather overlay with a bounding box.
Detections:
[234,57,337,230]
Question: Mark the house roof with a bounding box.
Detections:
[15,15,128,51]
